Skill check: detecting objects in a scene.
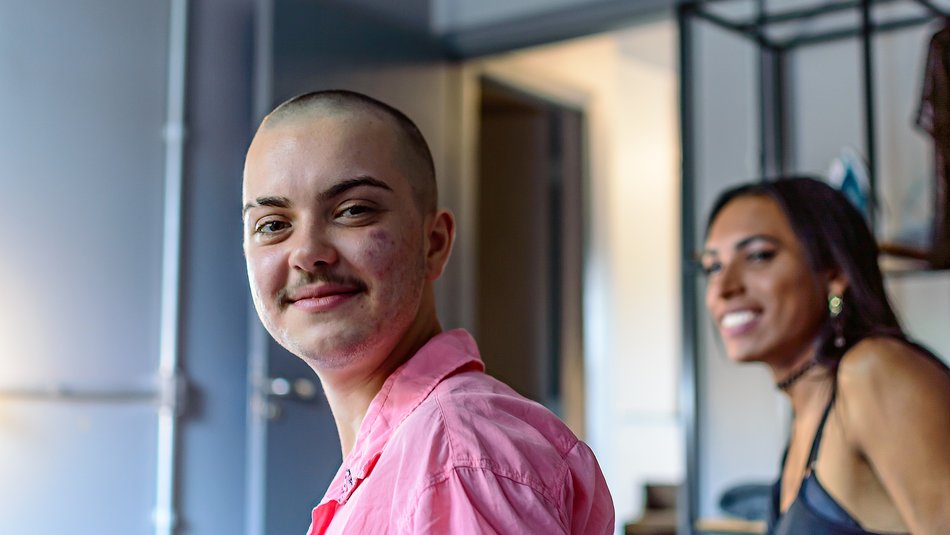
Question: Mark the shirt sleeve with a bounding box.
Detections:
[407,466,570,535]
[406,449,615,535]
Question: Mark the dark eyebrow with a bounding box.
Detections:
[702,234,780,257]
[318,175,393,202]
[242,176,393,218]
[735,234,780,250]
[243,196,291,217]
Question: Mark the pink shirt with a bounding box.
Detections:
[307,329,614,535]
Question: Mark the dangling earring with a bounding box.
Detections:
[829,294,845,348]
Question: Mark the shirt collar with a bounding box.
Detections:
[319,328,484,504]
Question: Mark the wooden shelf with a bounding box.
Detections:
[878,242,950,275]
[879,241,930,261]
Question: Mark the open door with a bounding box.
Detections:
[246,2,461,534]
[476,78,587,435]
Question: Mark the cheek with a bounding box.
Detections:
[361,229,406,277]
[246,247,287,297]
[768,270,822,323]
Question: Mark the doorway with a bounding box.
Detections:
[476,78,587,435]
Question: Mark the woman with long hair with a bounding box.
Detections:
[702,176,950,534]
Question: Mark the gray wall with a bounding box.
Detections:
[178,0,255,533]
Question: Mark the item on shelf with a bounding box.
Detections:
[828,147,871,224]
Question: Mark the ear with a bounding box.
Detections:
[826,268,849,298]
[423,209,455,281]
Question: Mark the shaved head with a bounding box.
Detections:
[260,90,437,214]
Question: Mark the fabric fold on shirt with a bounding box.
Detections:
[306,329,614,535]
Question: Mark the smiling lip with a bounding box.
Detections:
[719,308,761,337]
[286,284,363,313]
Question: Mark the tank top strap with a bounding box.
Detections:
[804,387,838,474]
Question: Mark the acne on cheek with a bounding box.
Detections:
[363,229,402,276]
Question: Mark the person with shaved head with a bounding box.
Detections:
[242,90,614,535]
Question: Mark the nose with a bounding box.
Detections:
[711,260,744,301]
[288,222,338,272]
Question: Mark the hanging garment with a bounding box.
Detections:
[916,23,950,268]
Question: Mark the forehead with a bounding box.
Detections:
[243,111,409,198]
[706,195,798,247]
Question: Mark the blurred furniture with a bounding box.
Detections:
[718,482,771,522]
[691,481,770,534]
[624,483,679,535]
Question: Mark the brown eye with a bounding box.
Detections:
[747,250,776,263]
[701,261,721,277]
[255,220,289,234]
[339,205,373,218]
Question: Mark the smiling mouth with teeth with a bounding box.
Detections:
[721,310,757,329]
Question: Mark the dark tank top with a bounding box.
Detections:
[767,391,908,535]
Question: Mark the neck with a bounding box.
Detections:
[776,358,819,390]
[317,291,443,458]
[772,343,833,415]
[772,340,829,414]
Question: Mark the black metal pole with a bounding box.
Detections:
[756,0,789,180]
[757,0,769,179]
[677,3,699,534]
[776,48,788,177]
[861,0,878,229]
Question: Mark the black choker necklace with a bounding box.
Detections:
[776,359,819,390]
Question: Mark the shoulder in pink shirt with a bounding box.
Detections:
[307,329,614,535]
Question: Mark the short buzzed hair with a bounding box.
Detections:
[263,90,437,214]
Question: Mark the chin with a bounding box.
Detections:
[289,319,403,370]
[292,329,371,363]
[723,344,767,364]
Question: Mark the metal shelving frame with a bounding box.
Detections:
[677,1,948,533]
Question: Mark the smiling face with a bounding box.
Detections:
[702,195,831,368]
[242,109,450,372]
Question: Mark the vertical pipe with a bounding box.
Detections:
[775,49,788,177]
[677,3,699,534]
[860,0,878,229]
[245,308,269,535]
[756,0,769,178]
[246,1,274,534]
[156,0,189,533]
[759,44,790,179]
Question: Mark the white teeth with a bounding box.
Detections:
[721,310,757,329]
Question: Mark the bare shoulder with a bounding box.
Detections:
[838,337,949,393]
[833,339,950,534]
[836,337,950,439]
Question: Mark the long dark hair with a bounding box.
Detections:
[705,176,904,366]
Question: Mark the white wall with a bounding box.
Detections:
[476,18,683,531]
[793,22,934,246]
[887,272,950,363]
